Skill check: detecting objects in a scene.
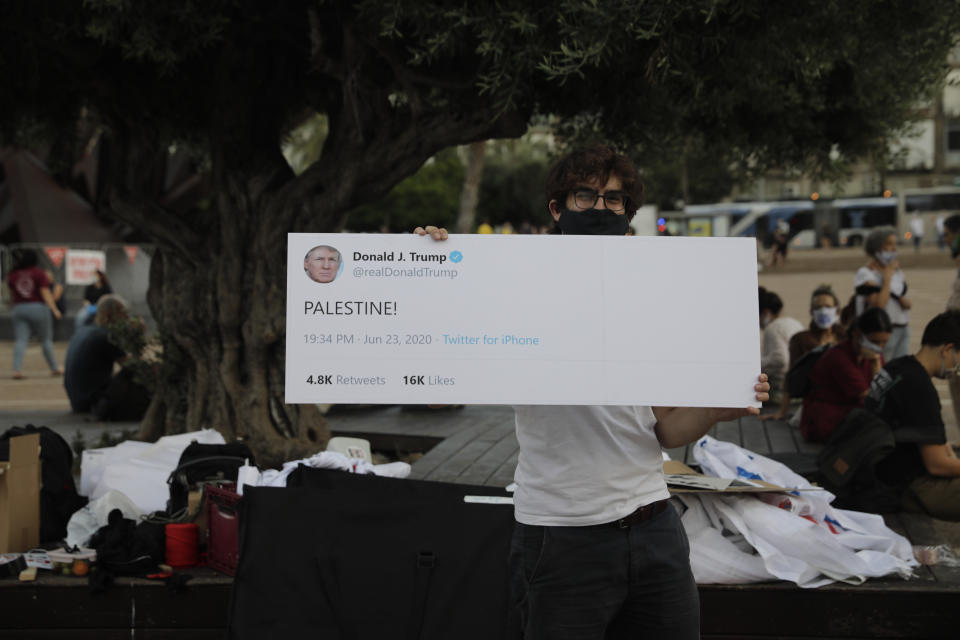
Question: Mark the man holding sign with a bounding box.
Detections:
[416,145,768,640]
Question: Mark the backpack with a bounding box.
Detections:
[816,408,901,513]
[88,508,165,577]
[784,344,830,397]
[166,441,255,516]
[0,424,87,543]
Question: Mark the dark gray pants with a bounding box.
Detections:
[509,503,700,640]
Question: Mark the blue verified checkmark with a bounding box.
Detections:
[449,251,463,263]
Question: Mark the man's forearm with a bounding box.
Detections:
[654,407,719,449]
[921,444,960,477]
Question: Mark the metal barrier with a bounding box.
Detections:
[0,243,155,340]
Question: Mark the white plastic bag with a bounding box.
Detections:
[684,436,917,587]
[692,435,834,502]
[89,428,226,513]
[65,490,143,548]
[677,494,775,584]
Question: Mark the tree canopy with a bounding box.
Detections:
[5,1,959,193]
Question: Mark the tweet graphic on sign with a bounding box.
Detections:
[286,233,761,407]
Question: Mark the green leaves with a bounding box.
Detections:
[4,0,960,209]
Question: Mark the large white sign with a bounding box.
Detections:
[286,234,761,408]
[65,249,106,286]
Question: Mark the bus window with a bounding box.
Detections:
[688,218,712,236]
[837,203,896,246]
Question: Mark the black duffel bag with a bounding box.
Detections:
[228,468,520,640]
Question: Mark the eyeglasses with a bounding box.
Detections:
[572,189,628,212]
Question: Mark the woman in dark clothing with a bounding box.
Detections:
[762,285,846,422]
[76,269,113,329]
[801,308,892,442]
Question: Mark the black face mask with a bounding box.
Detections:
[556,206,629,236]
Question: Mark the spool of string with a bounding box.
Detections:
[165,523,200,567]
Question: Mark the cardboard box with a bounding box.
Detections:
[663,460,793,493]
[0,434,41,553]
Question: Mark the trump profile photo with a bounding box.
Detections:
[304,245,342,283]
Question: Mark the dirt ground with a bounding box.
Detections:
[2,244,959,441]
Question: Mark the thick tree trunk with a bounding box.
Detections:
[455,141,487,234]
[136,178,328,468]
[122,68,527,467]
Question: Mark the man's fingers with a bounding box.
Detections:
[414,226,448,240]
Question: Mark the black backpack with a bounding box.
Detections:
[88,508,165,577]
[817,408,901,513]
[166,441,255,516]
[785,344,830,398]
[0,424,87,543]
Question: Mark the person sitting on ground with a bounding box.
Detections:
[854,227,911,361]
[866,311,960,521]
[801,307,892,443]
[761,284,845,422]
[63,295,150,421]
[759,288,804,404]
[942,214,960,467]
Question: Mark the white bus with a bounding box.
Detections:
[661,188,960,248]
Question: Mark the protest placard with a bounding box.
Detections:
[286,234,761,407]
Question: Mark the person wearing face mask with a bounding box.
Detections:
[865,311,960,520]
[761,285,845,422]
[791,285,845,361]
[854,228,911,361]
[758,289,803,404]
[941,214,960,450]
[415,144,770,640]
[800,307,892,442]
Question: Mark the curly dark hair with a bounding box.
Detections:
[544,145,643,221]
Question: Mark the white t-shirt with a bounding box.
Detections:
[761,316,804,390]
[512,405,670,526]
[910,215,924,238]
[854,266,909,325]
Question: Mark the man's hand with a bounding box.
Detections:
[654,374,769,448]
[707,374,771,422]
[899,296,912,310]
[414,226,448,241]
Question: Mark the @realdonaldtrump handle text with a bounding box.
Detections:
[352,265,459,279]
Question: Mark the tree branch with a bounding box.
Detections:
[307,6,344,79]
[107,192,202,262]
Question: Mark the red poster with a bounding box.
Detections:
[44,246,68,268]
[123,246,139,264]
